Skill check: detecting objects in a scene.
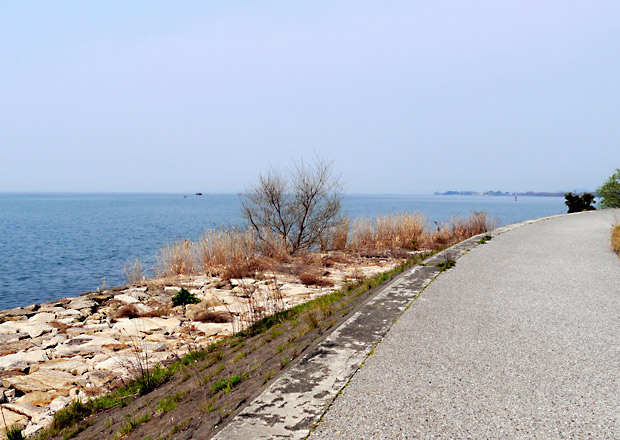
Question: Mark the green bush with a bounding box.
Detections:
[172,288,201,307]
[564,192,596,213]
[597,168,620,208]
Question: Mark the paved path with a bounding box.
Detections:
[310,210,620,439]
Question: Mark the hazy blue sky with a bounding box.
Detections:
[2,1,619,193]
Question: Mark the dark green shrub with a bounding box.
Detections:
[596,169,620,208]
[564,192,596,213]
[172,288,201,307]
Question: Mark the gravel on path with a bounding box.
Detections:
[310,210,620,439]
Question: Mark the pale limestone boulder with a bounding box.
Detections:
[41,334,67,349]
[38,358,89,376]
[3,402,44,420]
[16,390,63,407]
[0,349,49,370]
[57,308,82,317]
[18,322,54,338]
[94,355,134,373]
[83,323,110,331]
[28,312,56,323]
[114,294,140,304]
[67,298,97,310]
[193,322,225,337]
[113,317,180,336]
[48,395,71,412]
[0,409,28,438]
[2,370,81,394]
[0,320,21,334]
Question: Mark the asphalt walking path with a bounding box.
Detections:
[310,209,620,439]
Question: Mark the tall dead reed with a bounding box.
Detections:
[348,211,497,251]
[349,213,425,250]
[123,258,145,284]
[156,239,195,276]
[150,211,497,282]
[197,228,257,277]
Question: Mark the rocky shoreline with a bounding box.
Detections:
[0,256,401,439]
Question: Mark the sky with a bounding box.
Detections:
[2,1,619,194]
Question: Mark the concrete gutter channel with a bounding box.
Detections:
[213,216,561,440]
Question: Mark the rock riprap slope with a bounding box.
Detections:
[0,257,399,439]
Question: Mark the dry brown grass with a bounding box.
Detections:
[197,229,258,276]
[115,304,141,319]
[156,239,195,276]
[349,211,496,252]
[331,217,350,249]
[141,306,172,318]
[192,310,233,323]
[146,211,497,287]
[123,258,145,284]
[349,213,425,250]
[298,270,334,287]
[612,223,620,256]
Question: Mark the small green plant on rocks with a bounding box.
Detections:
[172,288,201,307]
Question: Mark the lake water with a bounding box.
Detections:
[0,193,566,310]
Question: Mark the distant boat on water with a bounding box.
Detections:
[195,192,203,196]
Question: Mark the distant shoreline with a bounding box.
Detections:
[434,191,567,197]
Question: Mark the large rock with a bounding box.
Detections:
[0,350,49,370]
[2,370,84,394]
[48,395,71,412]
[114,294,140,304]
[0,408,28,438]
[38,358,89,376]
[94,355,134,374]
[67,298,97,310]
[27,312,56,323]
[112,317,181,336]
[16,390,63,407]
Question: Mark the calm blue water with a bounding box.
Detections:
[0,193,565,310]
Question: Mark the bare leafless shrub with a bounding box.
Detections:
[156,239,195,276]
[241,157,343,254]
[115,304,141,319]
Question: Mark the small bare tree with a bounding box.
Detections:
[241,158,343,254]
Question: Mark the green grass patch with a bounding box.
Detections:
[437,259,456,271]
[156,391,185,414]
[113,412,151,440]
[6,425,24,440]
[478,235,492,244]
[211,374,247,394]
